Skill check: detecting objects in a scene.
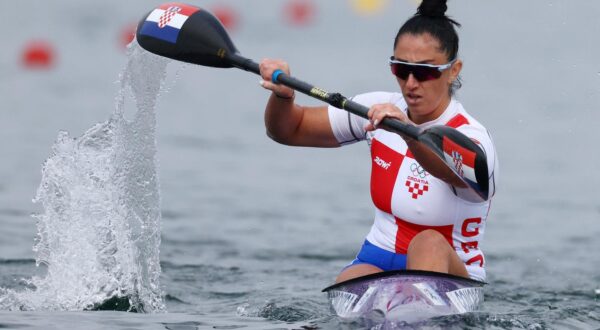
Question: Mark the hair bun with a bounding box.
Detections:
[417,0,448,18]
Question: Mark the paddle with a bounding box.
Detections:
[135,3,490,202]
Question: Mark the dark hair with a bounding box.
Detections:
[394,0,462,94]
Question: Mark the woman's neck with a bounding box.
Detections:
[408,97,452,125]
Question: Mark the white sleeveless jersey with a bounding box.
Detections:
[328,92,498,281]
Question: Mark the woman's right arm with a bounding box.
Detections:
[260,59,340,148]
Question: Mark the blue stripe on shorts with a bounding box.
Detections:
[348,240,407,271]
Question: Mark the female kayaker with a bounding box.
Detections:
[259,0,498,283]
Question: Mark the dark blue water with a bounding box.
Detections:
[1,0,599,329]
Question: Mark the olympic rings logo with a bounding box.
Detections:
[410,163,429,179]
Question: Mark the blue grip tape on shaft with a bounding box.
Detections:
[272,69,284,84]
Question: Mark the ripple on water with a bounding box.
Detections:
[238,300,324,323]
[0,259,40,292]
[480,284,600,329]
[0,259,36,266]
[0,209,28,217]
[297,253,351,262]
[162,321,207,330]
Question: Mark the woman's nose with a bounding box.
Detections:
[405,73,419,88]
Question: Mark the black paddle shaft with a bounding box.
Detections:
[228,53,422,139]
[135,4,490,201]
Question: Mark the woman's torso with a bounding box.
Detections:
[328,92,498,281]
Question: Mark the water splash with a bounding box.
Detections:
[0,42,167,312]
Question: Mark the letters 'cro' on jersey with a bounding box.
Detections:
[442,136,477,185]
[139,3,200,44]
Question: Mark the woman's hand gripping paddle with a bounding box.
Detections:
[135,3,490,202]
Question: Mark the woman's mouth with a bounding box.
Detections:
[406,93,421,104]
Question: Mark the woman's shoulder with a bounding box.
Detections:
[450,100,489,132]
[451,100,498,165]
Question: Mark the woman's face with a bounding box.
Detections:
[393,33,462,124]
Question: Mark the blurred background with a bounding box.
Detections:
[1,0,599,329]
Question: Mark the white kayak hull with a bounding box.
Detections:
[322,270,485,323]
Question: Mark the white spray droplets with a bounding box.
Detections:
[0,42,168,312]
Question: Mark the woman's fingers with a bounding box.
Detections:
[372,112,392,127]
[259,58,290,82]
[259,79,295,98]
[259,59,294,98]
[259,79,276,91]
[366,104,410,131]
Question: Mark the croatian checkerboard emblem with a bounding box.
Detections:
[158,6,181,28]
[405,180,429,199]
[139,3,200,44]
[442,136,477,184]
[406,163,429,199]
[451,150,464,177]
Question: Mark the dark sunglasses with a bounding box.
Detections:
[389,56,456,82]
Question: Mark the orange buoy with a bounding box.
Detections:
[284,0,316,26]
[22,40,55,69]
[350,0,389,16]
[120,24,137,49]
[211,5,238,32]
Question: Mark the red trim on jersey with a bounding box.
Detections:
[445,114,469,128]
[405,148,414,159]
[394,217,454,254]
[370,139,404,214]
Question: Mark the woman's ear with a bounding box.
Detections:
[449,59,462,84]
